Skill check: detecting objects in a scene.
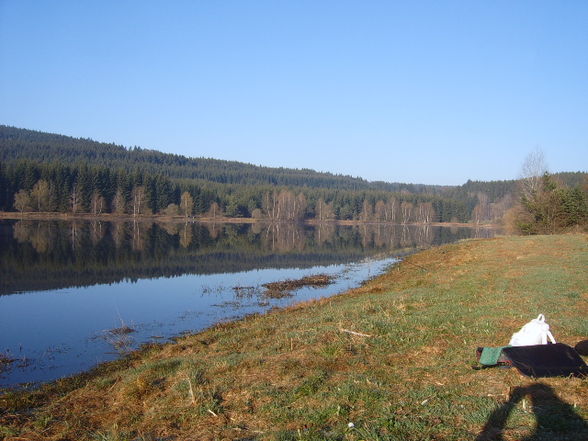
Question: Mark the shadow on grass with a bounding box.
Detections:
[477,382,588,441]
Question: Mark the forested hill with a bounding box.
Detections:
[0,125,444,193]
[1,125,585,224]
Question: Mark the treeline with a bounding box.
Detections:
[0,160,471,222]
[2,125,586,225]
[1,160,213,217]
[0,125,444,193]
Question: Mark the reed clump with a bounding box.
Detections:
[262,274,334,298]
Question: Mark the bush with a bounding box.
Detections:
[512,173,588,234]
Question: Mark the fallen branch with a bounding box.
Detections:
[339,328,372,338]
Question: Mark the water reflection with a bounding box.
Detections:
[0,220,498,387]
[1,220,495,296]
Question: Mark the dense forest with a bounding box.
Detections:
[0,125,449,193]
[1,125,586,224]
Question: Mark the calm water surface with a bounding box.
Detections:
[0,220,497,387]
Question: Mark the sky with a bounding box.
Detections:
[1,1,587,185]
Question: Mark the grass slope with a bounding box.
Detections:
[1,234,587,441]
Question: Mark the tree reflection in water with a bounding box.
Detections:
[1,219,497,296]
[0,219,499,387]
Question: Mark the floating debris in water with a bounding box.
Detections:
[101,322,137,354]
[0,352,15,373]
[262,274,334,298]
[232,285,259,297]
[108,325,135,335]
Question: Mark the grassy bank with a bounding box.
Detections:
[1,234,587,440]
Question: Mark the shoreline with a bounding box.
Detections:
[4,234,583,440]
[0,211,500,228]
[0,256,400,388]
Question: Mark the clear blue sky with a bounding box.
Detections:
[1,1,586,185]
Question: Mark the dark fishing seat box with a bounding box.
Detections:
[502,343,588,378]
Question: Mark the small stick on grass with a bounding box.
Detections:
[186,376,195,404]
[339,328,372,338]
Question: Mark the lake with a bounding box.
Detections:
[0,219,497,387]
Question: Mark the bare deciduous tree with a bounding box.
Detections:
[400,201,413,224]
[386,198,398,223]
[132,186,146,216]
[14,189,31,214]
[519,148,548,203]
[164,203,179,216]
[415,202,435,223]
[374,200,387,222]
[359,200,373,222]
[262,191,279,220]
[316,198,335,221]
[207,201,221,219]
[180,191,194,218]
[91,191,105,215]
[71,183,82,213]
[31,180,50,212]
[262,190,307,221]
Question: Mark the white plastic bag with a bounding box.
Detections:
[508,314,556,346]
